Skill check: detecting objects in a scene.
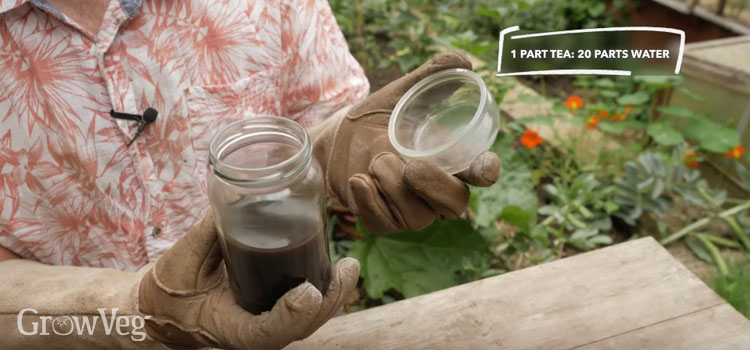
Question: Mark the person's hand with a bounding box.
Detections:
[138,213,360,350]
[312,51,500,234]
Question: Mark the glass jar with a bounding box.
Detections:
[207,116,330,314]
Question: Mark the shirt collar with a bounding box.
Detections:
[0,0,143,18]
[0,0,32,15]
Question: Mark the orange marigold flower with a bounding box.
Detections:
[725,145,746,160]
[598,109,609,119]
[565,96,584,111]
[520,129,543,149]
[684,152,699,168]
[624,105,632,115]
[613,113,626,121]
[586,115,600,130]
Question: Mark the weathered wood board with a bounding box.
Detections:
[287,237,750,350]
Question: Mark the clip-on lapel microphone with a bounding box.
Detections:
[109,107,158,147]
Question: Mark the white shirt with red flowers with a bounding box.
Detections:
[0,0,368,270]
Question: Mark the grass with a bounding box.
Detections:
[706,259,750,319]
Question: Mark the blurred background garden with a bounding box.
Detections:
[327,0,750,319]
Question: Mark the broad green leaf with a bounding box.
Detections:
[470,136,538,227]
[736,163,750,191]
[604,201,619,213]
[474,6,500,20]
[699,132,741,153]
[678,87,708,102]
[617,91,649,106]
[685,236,713,264]
[587,2,605,16]
[623,120,647,130]
[595,78,615,88]
[516,93,544,104]
[515,116,555,126]
[684,120,740,153]
[634,76,682,89]
[478,225,503,242]
[647,123,684,146]
[396,55,421,73]
[587,234,613,246]
[349,220,491,299]
[598,90,619,98]
[552,105,569,114]
[570,228,598,240]
[499,205,535,232]
[657,105,693,118]
[598,121,627,134]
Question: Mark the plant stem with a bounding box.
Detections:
[698,187,720,208]
[661,200,750,245]
[565,213,587,229]
[641,88,659,148]
[696,233,729,276]
[694,187,750,249]
[723,216,750,251]
[727,198,750,205]
[540,215,556,227]
[702,233,742,249]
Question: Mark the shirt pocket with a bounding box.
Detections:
[184,71,281,178]
[33,181,148,270]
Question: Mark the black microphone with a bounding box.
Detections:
[109,107,158,147]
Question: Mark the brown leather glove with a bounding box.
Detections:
[310,51,501,234]
[138,212,360,349]
[0,213,358,350]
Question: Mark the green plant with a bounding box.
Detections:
[348,220,492,299]
[706,259,750,319]
[331,0,623,74]
[612,150,701,226]
[584,76,741,155]
[329,0,750,310]
[538,173,618,251]
[734,154,750,192]
[470,134,538,228]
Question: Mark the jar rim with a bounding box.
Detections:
[208,116,312,188]
[388,68,488,158]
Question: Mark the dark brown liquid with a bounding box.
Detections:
[218,199,331,314]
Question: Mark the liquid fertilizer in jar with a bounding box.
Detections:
[207,116,330,314]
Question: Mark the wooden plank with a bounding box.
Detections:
[288,238,739,350]
[684,34,750,50]
[648,0,750,34]
[574,304,750,350]
[682,35,750,95]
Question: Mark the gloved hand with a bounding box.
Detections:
[139,212,360,349]
[310,51,501,234]
[0,213,359,350]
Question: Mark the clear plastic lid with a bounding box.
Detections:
[389,68,500,174]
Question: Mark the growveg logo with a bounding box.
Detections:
[17,308,151,341]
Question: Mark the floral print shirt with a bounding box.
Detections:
[0,0,368,270]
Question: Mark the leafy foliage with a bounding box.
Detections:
[612,149,730,226]
[470,135,538,227]
[330,0,622,74]
[349,220,492,299]
[682,116,741,153]
[540,173,617,251]
[329,0,750,309]
[706,259,750,319]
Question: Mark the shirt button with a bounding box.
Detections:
[152,226,162,237]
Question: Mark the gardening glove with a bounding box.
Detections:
[310,51,501,234]
[0,212,360,350]
[139,212,360,349]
